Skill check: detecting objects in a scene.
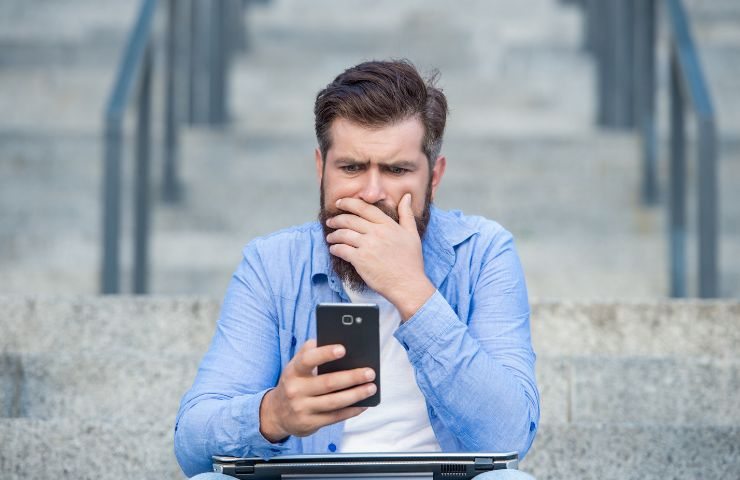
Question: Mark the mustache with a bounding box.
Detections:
[321,200,400,225]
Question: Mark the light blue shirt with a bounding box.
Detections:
[175,206,540,477]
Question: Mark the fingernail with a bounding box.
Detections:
[365,369,375,381]
[367,384,377,395]
[335,199,342,207]
[333,346,345,357]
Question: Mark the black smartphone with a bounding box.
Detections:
[316,303,381,407]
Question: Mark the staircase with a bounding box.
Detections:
[1,0,739,479]
[1,297,738,478]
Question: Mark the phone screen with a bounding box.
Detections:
[316,303,381,407]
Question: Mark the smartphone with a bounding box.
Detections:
[316,303,381,407]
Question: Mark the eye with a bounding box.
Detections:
[341,164,362,173]
[387,166,408,175]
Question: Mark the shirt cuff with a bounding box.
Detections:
[393,289,459,364]
[228,388,292,459]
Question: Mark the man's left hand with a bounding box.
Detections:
[326,193,435,321]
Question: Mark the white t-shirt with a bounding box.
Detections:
[339,283,441,453]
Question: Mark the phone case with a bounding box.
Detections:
[316,303,381,407]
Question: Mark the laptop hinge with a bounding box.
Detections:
[235,464,255,474]
[474,458,493,471]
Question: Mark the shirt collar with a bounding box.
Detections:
[310,205,477,290]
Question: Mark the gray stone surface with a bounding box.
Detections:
[1,420,738,480]
[531,301,740,358]
[0,296,219,354]
[0,354,22,418]
[522,424,740,480]
[0,418,184,480]
[570,357,740,426]
[537,356,740,426]
[3,297,739,357]
[10,352,199,423]
[535,356,570,425]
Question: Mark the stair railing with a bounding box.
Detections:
[574,0,719,298]
[101,0,249,294]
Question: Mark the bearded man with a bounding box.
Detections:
[175,60,539,480]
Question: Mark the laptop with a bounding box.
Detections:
[212,452,519,480]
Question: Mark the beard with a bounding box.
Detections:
[319,179,433,293]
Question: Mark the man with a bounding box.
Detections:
[175,60,539,479]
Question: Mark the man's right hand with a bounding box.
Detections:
[259,339,376,442]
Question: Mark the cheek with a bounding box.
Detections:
[322,176,359,202]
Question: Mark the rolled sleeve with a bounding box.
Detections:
[394,290,458,364]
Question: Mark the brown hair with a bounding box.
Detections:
[314,59,448,168]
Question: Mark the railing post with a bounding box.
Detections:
[636,0,658,205]
[209,0,228,124]
[102,121,122,294]
[697,118,719,297]
[596,1,613,126]
[162,0,182,203]
[613,0,635,128]
[669,51,687,298]
[133,45,153,294]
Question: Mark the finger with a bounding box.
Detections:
[326,214,372,234]
[328,243,356,263]
[398,193,416,233]
[307,382,377,413]
[303,367,376,396]
[293,343,345,376]
[335,198,388,224]
[326,228,364,248]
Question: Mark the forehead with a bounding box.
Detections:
[327,117,425,162]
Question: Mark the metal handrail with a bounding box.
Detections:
[665,0,718,298]
[574,0,719,298]
[102,0,159,294]
[101,0,249,294]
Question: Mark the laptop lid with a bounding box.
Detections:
[212,452,519,480]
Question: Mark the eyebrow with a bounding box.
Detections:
[333,157,419,169]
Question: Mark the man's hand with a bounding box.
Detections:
[326,193,436,320]
[259,340,376,442]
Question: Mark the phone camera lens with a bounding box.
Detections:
[342,315,353,325]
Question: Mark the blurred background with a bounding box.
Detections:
[0,0,738,479]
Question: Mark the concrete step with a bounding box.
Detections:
[248,0,583,51]
[1,351,737,429]
[1,297,738,357]
[0,417,183,480]
[522,423,740,480]
[0,0,135,56]
[0,296,219,355]
[0,67,117,132]
[537,355,739,426]
[0,419,736,480]
[0,352,199,423]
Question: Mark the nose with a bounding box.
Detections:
[357,168,386,204]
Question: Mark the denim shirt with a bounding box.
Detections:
[174,206,540,477]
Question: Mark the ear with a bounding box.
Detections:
[430,156,446,200]
[314,147,324,185]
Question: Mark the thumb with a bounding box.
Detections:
[398,193,416,232]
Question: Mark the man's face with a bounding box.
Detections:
[315,117,446,291]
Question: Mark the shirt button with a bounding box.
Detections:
[291,336,297,347]
[328,443,337,452]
